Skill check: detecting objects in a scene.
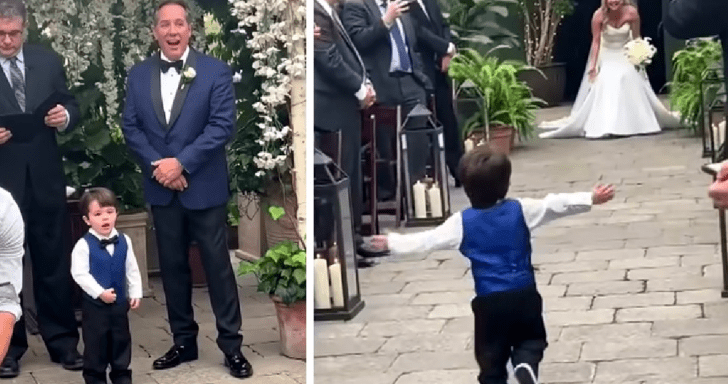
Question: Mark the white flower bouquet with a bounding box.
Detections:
[625,37,657,71]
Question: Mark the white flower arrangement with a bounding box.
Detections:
[230,0,305,178]
[625,37,657,71]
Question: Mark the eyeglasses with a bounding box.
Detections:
[0,30,22,40]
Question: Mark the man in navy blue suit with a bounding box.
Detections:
[121,0,251,378]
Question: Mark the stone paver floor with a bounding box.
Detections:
[16,257,305,384]
[315,104,728,384]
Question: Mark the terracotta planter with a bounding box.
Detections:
[117,211,152,296]
[272,297,306,360]
[466,126,516,155]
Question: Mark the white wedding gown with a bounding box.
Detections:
[539,24,681,139]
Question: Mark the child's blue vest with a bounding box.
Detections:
[459,199,535,296]
[84,232,128,305]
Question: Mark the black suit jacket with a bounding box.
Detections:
[0,44,79,208]
[341,0,431,105]
[314,0,366,133]
[410,0,451,89]
[664,0,728,85]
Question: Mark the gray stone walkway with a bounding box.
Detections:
[13,258,305,384]
[315,104,728,383]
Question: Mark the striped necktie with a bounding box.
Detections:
[8,57,25,112]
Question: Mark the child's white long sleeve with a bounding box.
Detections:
[387,192,593,255]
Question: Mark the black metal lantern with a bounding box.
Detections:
[708,94,726,162]
[699,74,724,158]
[398,104,451,227]
[313,149,365,320]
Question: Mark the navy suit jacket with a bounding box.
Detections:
[122,49,235,210]
[0,44,79,208]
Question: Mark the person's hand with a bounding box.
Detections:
[0,128,11,145]
[99,288,117,304]
[441,53,454,73]
[152,158,184,186]
[129,298,140,310]
[314,24,321,40]
[363,85,376,109]
[44,104,68,129]
[717,161,728,182]
[369,235,389,251]
[163,174,188,191]
[382,0,408,25]
[588,68,598,83]
[592,184,615,205]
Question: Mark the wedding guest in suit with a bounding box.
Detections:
[341,0,431,200]
[0,187,23,364]
[0,0,82,377]
[121,0,251,378]
[411,0,463,185]
[314,0,385,263]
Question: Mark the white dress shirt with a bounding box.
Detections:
[388,192,593,254]
[0,49,70,130]
[160,47,190,123]
[71,227,143,300]
[0,188,23,321]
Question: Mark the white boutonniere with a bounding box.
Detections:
[181,66,196,89]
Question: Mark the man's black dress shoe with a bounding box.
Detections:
[224,353,253,378]
[0,356,18,378]
[50,349,83,371]
[152,345,198,370]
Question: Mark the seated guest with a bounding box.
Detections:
[0,187,23,363]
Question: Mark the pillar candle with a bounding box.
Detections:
[464,138,474,153]
[328,242,338,263]
[413,180,427,219]
[313,255,331,309]
[429,182,443,218]
[329,259,345,307]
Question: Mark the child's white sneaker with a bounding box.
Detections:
[514,363,538,384]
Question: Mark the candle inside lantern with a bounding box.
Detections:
[329,258,345,307]
[464,138,474,153]
[329,241,338,262]
[313,254,331,309]
[413,180,427,219]
[429,182,443,218]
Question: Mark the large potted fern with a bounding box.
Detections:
[667,37,724,134]
[238,206,306,360]
[449,46,543,154]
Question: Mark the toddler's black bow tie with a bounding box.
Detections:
[161,59,183,73]
[99,235,119,248]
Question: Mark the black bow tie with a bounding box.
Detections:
[99,235,119,248]
[161,59,183,74]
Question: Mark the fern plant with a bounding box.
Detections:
[667,38,724,133]
[449,46,543,140]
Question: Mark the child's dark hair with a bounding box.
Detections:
[79,188,118,217]
[458,145,512,209]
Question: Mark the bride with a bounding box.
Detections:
[539,0,681,139]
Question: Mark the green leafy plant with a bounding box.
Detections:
[518,0,575,67]
[441,0,520,51]
[449,46,543,140]
[238,206,306,305]
[667,38,724,133]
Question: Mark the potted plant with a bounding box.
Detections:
[442,0,520,51]
[449,46,543,154]
[516,0,575,105]
[667,37,724,134]
[238,206,306,360]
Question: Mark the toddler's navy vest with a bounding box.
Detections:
[83,232,128,305]
[459,199,535,296]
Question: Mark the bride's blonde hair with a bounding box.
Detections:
[600,0,637,29]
